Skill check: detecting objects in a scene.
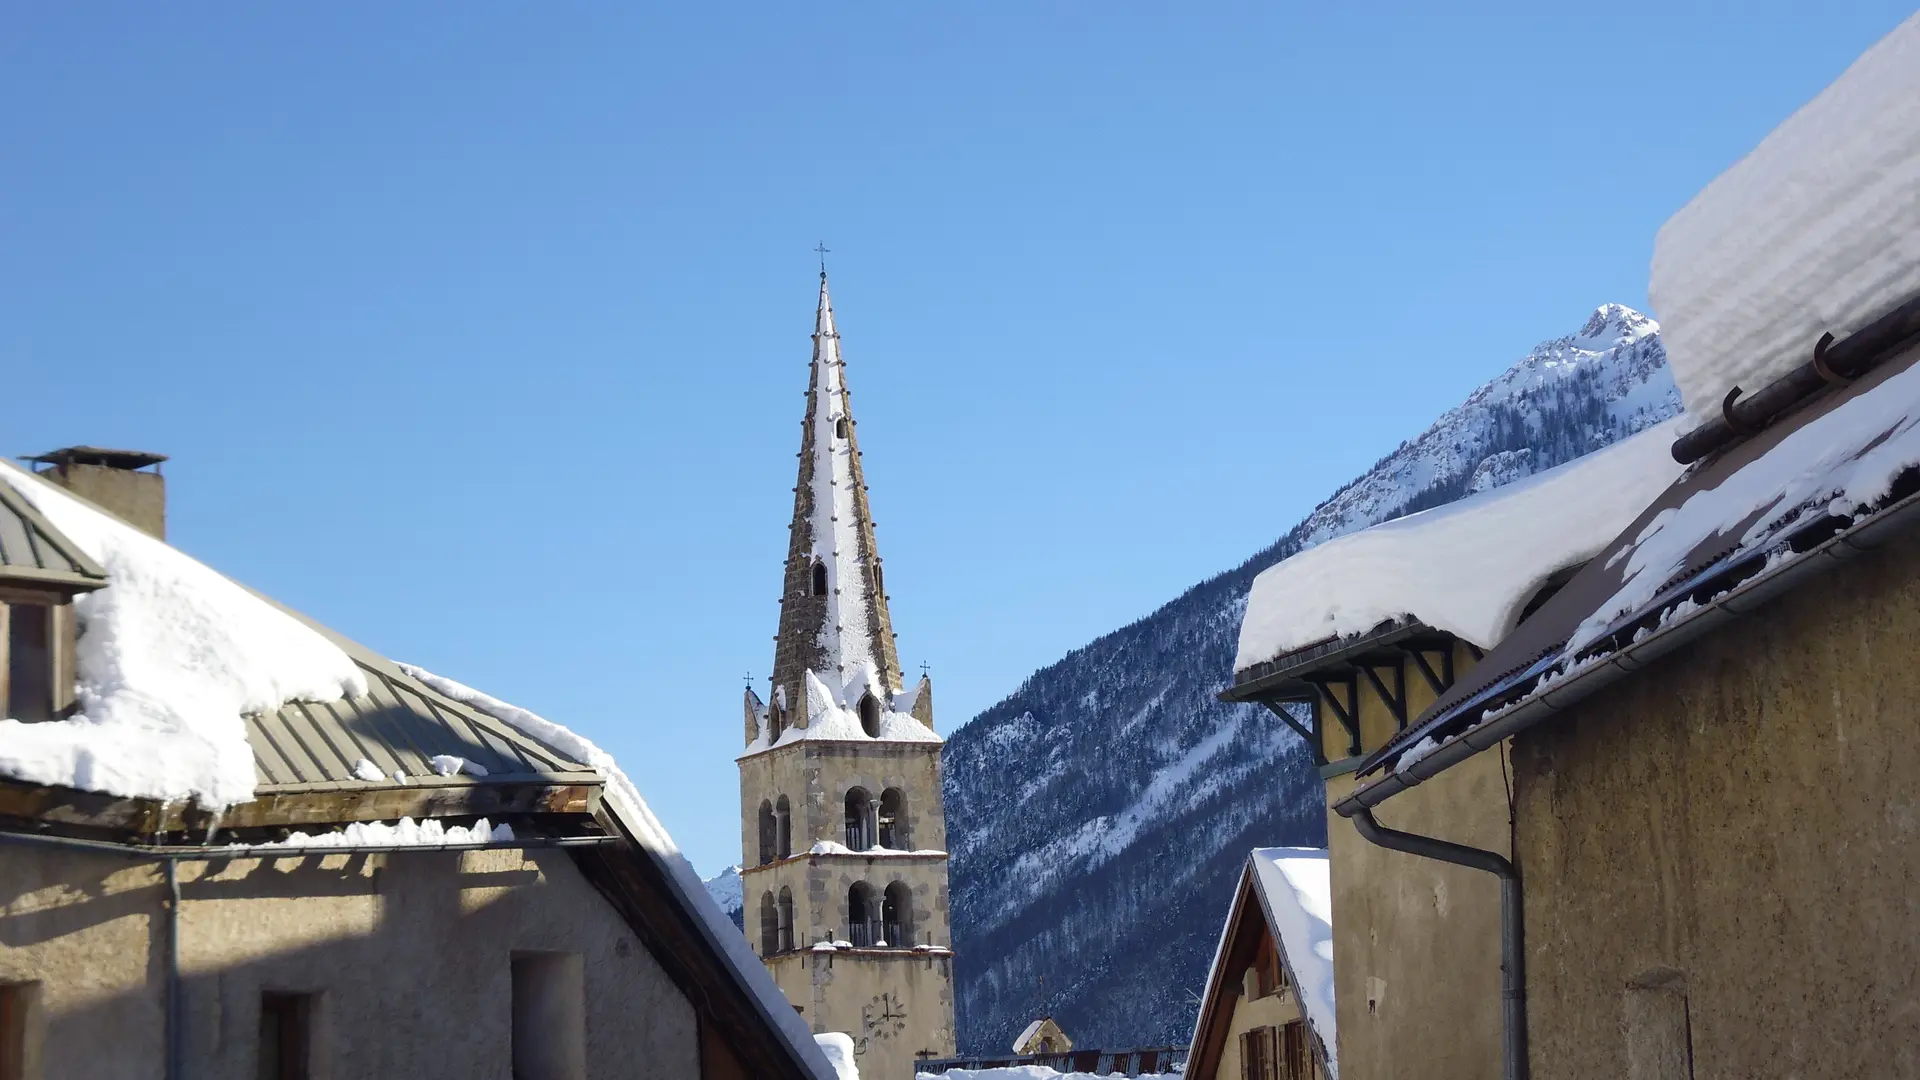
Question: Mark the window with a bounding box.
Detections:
[511,952,586,1080]
[0,981,40,1080]
[835,417,850,439]
[768,701,785,743]
[1281,1021,1310,1080]
[882,881,912,947]
[858,694,881,738]
[777,887,795,953]
[757,800,776,866]
[811,561,828,596]
[847,882,877,947]
[759,892,779,955]
[258,992,315,1080]
[1240,1027,1277,1080]
[775,795,792,859]
[878,788,907,850]
[844,788,874,850]
[3,602,53,724]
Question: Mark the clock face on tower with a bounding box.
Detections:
[862,992,909,1044]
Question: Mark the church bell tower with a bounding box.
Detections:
[737,271,957,1078]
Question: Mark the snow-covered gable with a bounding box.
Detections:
[1249,847,1336,1077]
[1234,418,1687,673]
[0,460,365,806]
[1650,10,1920,424]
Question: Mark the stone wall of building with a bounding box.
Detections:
[0,844,698,1079]
[1512,536,1920,1080]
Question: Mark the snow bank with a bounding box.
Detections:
[739,665,941,758]
[808,840,947,857]
[1235,419,1686,672]
[1250,847,1336,1078]
[397,663,839,1080]
[1572,344,1920,652]
[0,461,366,807]
[245,816,513,849]
[815,1033,861,1080]
[1650,11,1920,423]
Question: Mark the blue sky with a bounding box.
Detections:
[4,3,1912,874]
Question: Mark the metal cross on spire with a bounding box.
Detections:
[815,242,830,274]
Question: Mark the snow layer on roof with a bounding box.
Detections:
[1235,419,1686,672]
[397,664,838,1080]
[1650,10,1920,423]
[815,1033,861,1080]
[0,461,366,807]
[739,665,941,759]
[1571,344,1920,653]
[245,816,513,849]
[1011,1019,1047,1053]
[1250,847,1336,1078]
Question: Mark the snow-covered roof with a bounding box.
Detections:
[1651,10,1920,424]
[1234,418,1687,674]
[1349,332,1920,800]
[0,460,367,806]
[1249,848,1336,1078]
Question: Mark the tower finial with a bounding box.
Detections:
[815,241,830,276]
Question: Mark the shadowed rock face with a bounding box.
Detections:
[945,306,1682,1052]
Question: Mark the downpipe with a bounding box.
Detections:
[166,858,183,1080]
[1348,808,1527,1080]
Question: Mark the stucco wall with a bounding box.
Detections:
[768,949,956,1080]
[1321,639,1505,1080]
[0,844,697,1079]
[1511,536,1920,1080]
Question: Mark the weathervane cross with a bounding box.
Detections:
[815,242,830,273]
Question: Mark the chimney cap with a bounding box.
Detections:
[24,446,168,472]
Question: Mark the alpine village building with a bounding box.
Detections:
[737,272,958,1080]
[0,449,835,1080]
[1217,421,1684,1080]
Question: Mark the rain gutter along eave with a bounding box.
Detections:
[1334,484,1920,817]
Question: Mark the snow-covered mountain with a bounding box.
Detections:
[943,304,1680,1052]
[704,865,744,931]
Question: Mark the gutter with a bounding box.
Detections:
[0,827,623,1078]
[1349,810,1525,1080]
[1336,467,1920,818]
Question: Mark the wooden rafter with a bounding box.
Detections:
[1307,675,1361,758]
[1359,659,1408,731]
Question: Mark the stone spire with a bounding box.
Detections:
[768,272,903,727]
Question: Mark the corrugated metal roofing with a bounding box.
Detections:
[0,480,107,592]
[247,659,599,793]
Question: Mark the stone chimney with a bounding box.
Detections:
[26,447,168,540]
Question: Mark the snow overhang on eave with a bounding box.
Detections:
[1220,619,1449,704]
[1333,482,1920,819]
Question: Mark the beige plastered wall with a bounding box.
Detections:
[1511,536,1920,1080]
[1322,639,1507,1080]
[0,844,696,1079]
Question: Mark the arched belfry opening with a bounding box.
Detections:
[759,892,778,955]
[777,887,795,953]
[835,416,850,439]
[844,787,874,850]
[811,560,829,596]
[848,881,878,947]
[883,881,912,947]
[858,693,881,737]
[879,788,908,850]
[775,795,793,859]
[757,800,776,865]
